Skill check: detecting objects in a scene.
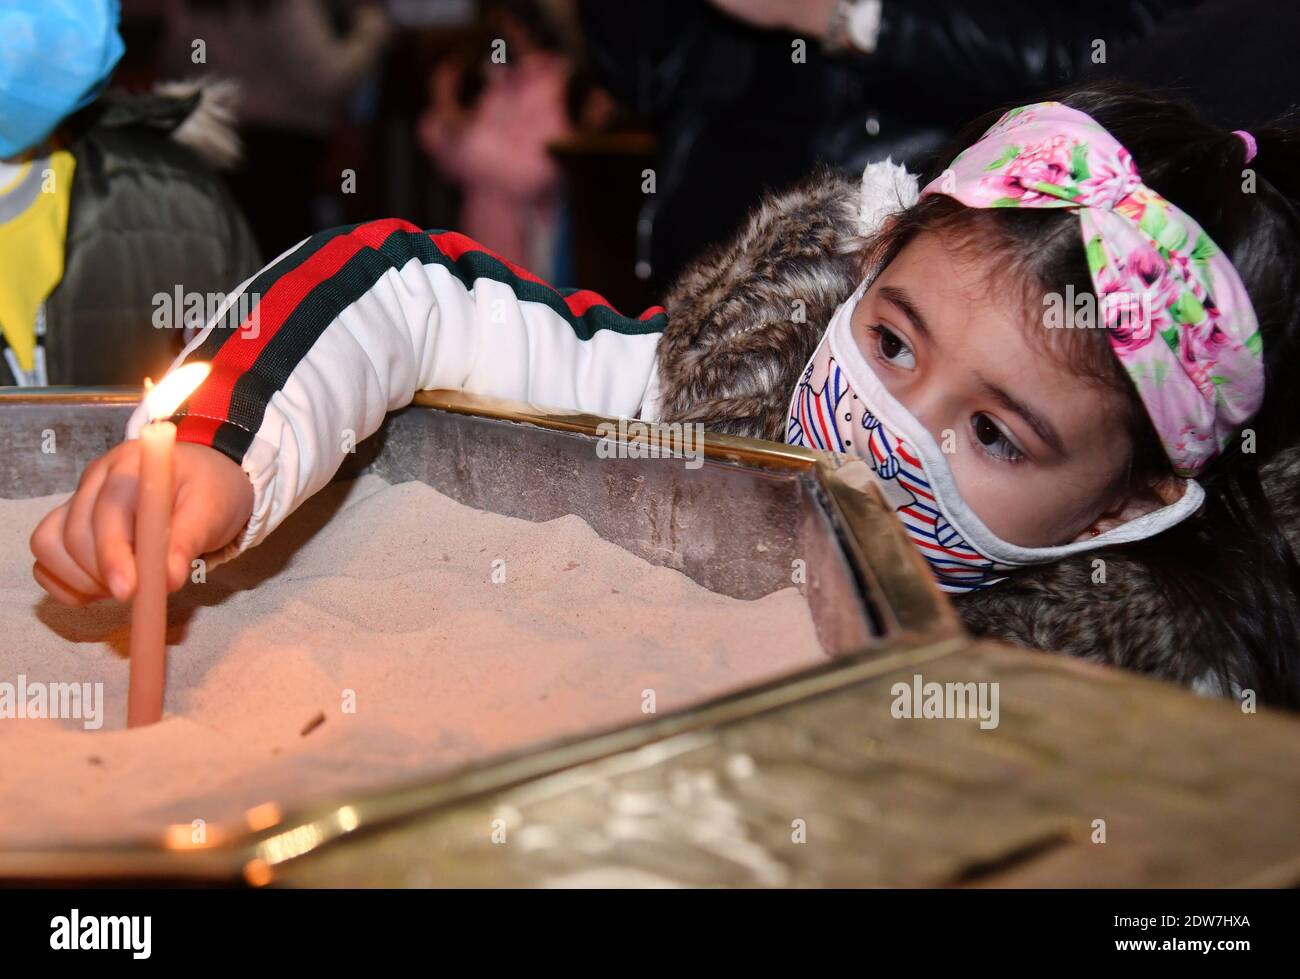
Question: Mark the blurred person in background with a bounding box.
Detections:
[163,0,392,257]
[581,0,1201,291]
[418,0,610,278]
[0,0,260,386]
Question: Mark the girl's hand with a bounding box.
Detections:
[30,441,254,607]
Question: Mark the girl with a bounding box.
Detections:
[30,84,1300,707]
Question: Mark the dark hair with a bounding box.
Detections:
[868,82,1300,707]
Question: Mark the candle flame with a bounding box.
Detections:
[144,362,210,421]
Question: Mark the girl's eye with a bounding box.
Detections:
[869,324,916,368]
[971,413,1025,464]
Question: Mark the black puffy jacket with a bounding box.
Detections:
[581,0,1200,291]
[1,86,262,386]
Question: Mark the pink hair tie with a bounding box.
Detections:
[1233,129,1258,163]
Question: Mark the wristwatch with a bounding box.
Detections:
[824,0,883,56]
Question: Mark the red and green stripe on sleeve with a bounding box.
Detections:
[169,219,668,464]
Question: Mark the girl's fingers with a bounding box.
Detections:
[32,501,105,599]
[91,465,140,602]
[32,561,98,608]
[30,442,244,604]
[62,458,112,590]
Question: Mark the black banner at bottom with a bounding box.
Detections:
[0,886,1288,965]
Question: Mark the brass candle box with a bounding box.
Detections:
[0,388,1295,887]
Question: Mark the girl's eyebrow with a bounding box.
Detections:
[978,375,1067,458]
[878,286,931,340]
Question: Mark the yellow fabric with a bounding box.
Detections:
[0,149,75,372]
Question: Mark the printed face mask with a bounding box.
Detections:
[786,281,1206,593]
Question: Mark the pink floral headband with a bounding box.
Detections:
[920,101,1264,477]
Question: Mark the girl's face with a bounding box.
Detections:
[850,230,1179,548]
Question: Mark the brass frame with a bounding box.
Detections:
[0,387,964,884]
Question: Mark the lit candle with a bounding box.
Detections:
[127,362,211,728]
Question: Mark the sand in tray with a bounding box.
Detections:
[0,474,825,847]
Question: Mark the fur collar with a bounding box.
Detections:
[656,168,867,442]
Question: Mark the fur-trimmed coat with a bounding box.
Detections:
[653,170,1300,692]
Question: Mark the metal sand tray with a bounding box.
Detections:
[0,388,1297,887]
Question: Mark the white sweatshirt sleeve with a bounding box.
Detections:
[125,220,666,559]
